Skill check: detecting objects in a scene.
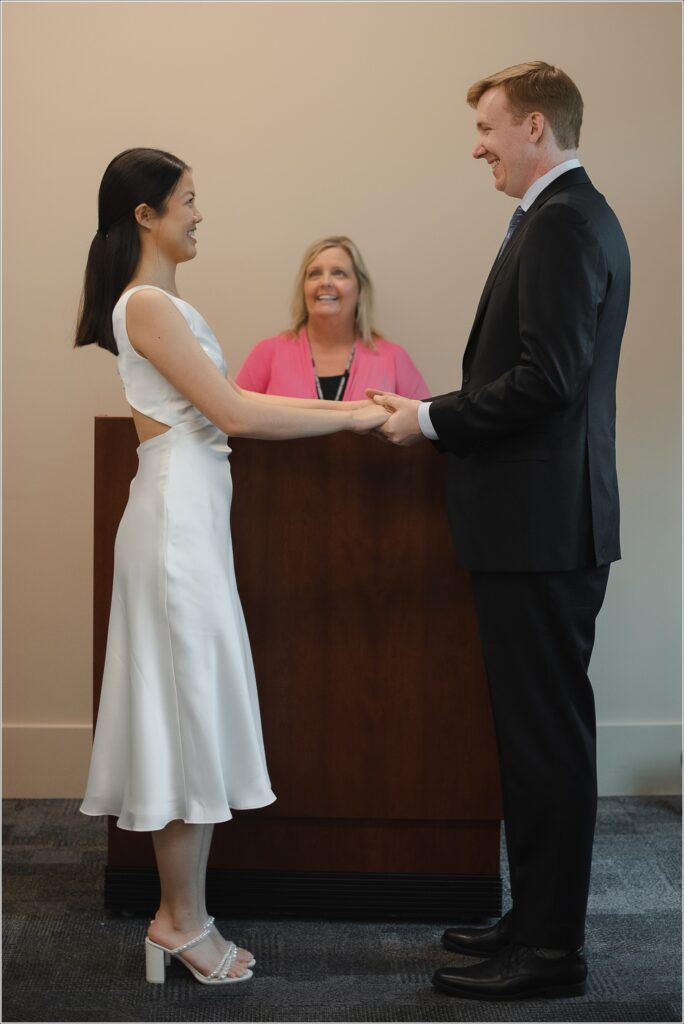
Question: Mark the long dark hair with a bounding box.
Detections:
[74,148,188,355]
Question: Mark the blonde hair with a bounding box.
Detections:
[467,61,583,151]
[289,235,378,347]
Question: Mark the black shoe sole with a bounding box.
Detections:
[432,978,587,1001]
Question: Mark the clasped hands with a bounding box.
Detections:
[363,389,424,446]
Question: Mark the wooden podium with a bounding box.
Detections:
[94,418,502,920]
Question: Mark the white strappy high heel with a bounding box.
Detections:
[145,916,255,984]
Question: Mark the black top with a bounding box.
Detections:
[318,374,347,401]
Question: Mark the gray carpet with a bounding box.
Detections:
[3,797,681,1022]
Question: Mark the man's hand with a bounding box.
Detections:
[365,389,424,446]
[350,402,390,434]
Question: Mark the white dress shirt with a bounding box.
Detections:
[418,159,583,441]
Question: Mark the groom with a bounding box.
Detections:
[370,62,630,1000]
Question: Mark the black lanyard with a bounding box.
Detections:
[309,341,356,401]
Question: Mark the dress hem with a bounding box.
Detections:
[79,792,277,832]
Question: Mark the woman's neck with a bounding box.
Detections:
[306,318,356,351]
[129,253,179,296]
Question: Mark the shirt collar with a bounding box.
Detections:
[520,158,583,211]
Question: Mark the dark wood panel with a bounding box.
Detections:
[227,433,500,821]
[107,817,499,874]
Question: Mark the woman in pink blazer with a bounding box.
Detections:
[236,236,430,402]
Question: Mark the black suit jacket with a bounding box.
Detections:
[429,168,630,572]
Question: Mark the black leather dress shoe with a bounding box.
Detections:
[432,944,587,1001]
[441,910,513,956]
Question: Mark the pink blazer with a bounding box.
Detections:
[235,330,431,400]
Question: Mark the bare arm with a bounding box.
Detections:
[230,378,370,411]
[127,291,387,439]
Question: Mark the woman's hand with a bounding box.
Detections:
[350,403,390,434]
[365,390,424,445]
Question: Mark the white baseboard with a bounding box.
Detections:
[2,722,681,798]
[597,722,681,796]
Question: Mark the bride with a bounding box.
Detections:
[76,148,387,986]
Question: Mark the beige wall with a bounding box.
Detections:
[3,2,681,797]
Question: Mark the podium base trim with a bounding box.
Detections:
[104,866,502,921]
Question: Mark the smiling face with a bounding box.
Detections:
[148,169,202,263]
[472,87,540,199]
[303,246,360,328]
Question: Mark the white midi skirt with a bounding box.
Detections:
[80,417,276,831]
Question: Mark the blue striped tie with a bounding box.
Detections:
[499,205,525,257]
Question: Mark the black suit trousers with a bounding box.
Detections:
[470,564,610,949]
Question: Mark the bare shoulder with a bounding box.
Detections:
[126,288,193,357]
[126,286,181,323]
[127,288,187,334]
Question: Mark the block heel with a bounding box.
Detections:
[144,918,254,986]
[145,939,167,984]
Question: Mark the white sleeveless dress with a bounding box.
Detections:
[80,285,276,831]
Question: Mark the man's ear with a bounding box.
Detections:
[528,111,545,143]
[134,202,156,231]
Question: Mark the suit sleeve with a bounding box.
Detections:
[429,204,604,456]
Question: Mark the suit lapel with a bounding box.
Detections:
[470,220,523,328]
[462,168,592,369]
